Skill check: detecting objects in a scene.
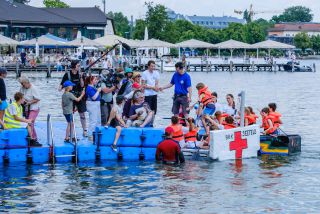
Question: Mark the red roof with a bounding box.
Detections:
[269,23,320,32]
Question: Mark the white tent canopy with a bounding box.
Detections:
[94,34,135,47]
[215,39,252,49]
[0,34,19,46]
[251,39,295,49]
[137,38,175,48]
[20,35,66,46]
[67,36,102,47]
[175,39,216,49]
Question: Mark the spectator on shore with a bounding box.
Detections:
[19,77,41,144]
[141,60,159,114]
[59,60,88,137]
[20,50,26,66]
[160,62,192,119]
[118,67,133,97]
[4,92,41,146]
[0,67,8,129]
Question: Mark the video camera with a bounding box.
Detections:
[98,69,124,88]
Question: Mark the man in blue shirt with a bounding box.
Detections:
[160,62,192,118]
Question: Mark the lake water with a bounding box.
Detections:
[1,59,320,213]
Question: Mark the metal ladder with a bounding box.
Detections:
[47,114,78,164]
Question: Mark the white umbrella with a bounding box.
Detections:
[0,34,19,46]
[214,39,252,58]
[251,40,295,58]
[94,34,134,47]
[175,39,216,49]
[137,38,175,48]
[67,36,101,47]
[20,34,66,46]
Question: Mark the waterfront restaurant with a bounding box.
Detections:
[0,0,115,41]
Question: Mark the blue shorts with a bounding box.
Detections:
[0,100,8,111]
[64,114,73,123]
[203,103,215,115]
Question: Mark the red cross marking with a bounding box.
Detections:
[229,131,248,159]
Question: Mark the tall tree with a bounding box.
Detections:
[133,19,146,40]
[107,12,130,38]
[43,0,69,8]
[144,2,169,40]
[243,22,265,44]
[271,6,313,23]
[294,32,311,52]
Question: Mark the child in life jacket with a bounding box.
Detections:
[195,83,216,116]
[183,118,207,149]
[247,106,258,123]
[268,103,282,128]
[260,107,278,135]
[244,107,257,126]
[169,115,185,147]
[223,116,236,130]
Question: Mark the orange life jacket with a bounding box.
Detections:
[198,86,214,106]
[170,124,184,141]
[262,115,277,134]
[245,114,256,125]
[224,123,236,130]
[269,112,281,128]
[184,129,198,142]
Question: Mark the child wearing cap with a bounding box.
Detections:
[62,80,85,142]
[0,67,8,129]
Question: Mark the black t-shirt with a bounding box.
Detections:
[60,71,84,94]
[0,78,6,100]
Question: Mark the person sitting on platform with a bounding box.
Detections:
[106,95,128,152]
[4,92,42,147]
[62,81,85,143]
[155,127,185,164]
[128,90,154,128]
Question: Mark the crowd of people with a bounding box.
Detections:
[0,58,283,163]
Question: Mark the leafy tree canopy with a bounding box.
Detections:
[271,6,313,23]
[43,0,69,8]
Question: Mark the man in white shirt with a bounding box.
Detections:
[141,60,160,114]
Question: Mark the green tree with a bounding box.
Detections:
[43,0,69,8]
[144,2,169,40]
[107,12,130,38]
[222,23,245,42]
[311,35,320,54]
[294,32,311,52]
[133,19,146,40]
[243,22,265,44]
[271,6,313,23]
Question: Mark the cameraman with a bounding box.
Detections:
[59,60,88,137]
[99,70,116,126]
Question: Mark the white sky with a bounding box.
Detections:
[29,0,320,21]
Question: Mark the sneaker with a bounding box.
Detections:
[30,140,42,147]
[111,144,117,152]
[88,136,93,142]
[64,138,70,143]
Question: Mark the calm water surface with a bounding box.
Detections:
[1,60,320,213]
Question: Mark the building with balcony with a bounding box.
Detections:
[0,0,115,41]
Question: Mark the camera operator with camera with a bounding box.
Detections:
[59,60,88,137]
[98,70,117,126]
